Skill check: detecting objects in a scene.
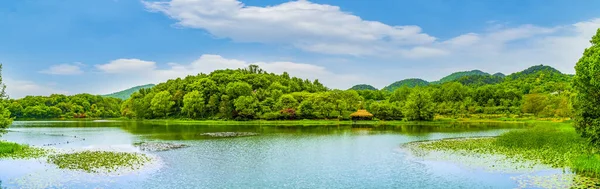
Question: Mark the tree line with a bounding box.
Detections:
[0,62,576,123]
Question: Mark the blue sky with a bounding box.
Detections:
[2,0,600,98]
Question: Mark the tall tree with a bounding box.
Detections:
[403,89,435,121]
[234,96,259,119]
[182,91,205,118]
[521,94,548,116]
[151,91,175,118]
[0,64,12,128]
[573,28,600,146]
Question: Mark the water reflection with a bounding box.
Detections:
[1,121,539,189]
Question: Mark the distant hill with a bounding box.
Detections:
[455,75,504,86]
[492,72,506,77]
[431,70,490,84]
[103,84,155,100]
[349,84,377,90]
[503,65,571,93]
[382,78,429,91]
[507,65,562,80]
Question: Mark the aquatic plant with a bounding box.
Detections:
[0,141,47,159]
[134,142,188,152]
[47,151,151,173]
[407,123,600,183]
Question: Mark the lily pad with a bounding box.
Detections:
[48,151,151,173]
[134,142,188,152]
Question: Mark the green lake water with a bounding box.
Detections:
[0,121,568,188]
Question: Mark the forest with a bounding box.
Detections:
[0,61,574,123]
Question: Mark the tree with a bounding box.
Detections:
[225,82,253,99]
[182,91,205,118]
[277,94,298,110]
[151,91,175,118]
[0,64,12,128]
[403,89,435,121]
[369,101,392,120]
[234,96,259,119]
[521,94,548,116]
[573,28,600,146]
[298,100,315,119]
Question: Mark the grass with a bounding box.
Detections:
[47,151,151,173]
[0,141,47,159]
[408,123,600,179]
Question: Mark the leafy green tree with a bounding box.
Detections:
[151,91,175,118]
[389,86,412,102]
[234,96,259,119]
[298,100,316,119]
[277,94,298,110]
[226,82,253,99]
[521,94,548,116]
[369,101,392,120]
[219,95,233,118]
[206,94,220,117]
[573,28,600,145]
[403,89,435,121]
[182,91,205,118]
[0,64,11,128]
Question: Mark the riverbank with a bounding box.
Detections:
[11,115,571,127]
[404,122,600,179]
[134,116,570,126]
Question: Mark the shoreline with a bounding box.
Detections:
[10,117,570,126]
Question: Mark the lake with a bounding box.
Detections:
[0,121,568,188]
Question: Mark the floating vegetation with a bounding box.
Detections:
[512,174,600,189]
[134,142,188,152]
[47,151,151,173]
[199,132,259,138]
[0,141,48,159]
[404,124,600,187]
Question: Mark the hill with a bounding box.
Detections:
[492,72,506,77]
[455,75,504,86]
[103,84,156,100]
[382,78,429,92]
[503,65,571,93]
[349,84,377,90]
[507,65,563,80]
[431,70,490,84]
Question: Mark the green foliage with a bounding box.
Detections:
[48,151,150,173]
[522,94,548,116]
[403,89,435,121]
[0,64,12,128]
[0,141,47,159]
[382,78,429,92]
[455,75,504,86]
[182,91,205,118]
[151,91,175,118]
[297,100,316,119]
[410,124,600,179]
[349,84,377,90]
[431,70,490,84]
[103,84,155,100]
[574,28,600,146]
[8,93,122,120]
[234,96,259,119]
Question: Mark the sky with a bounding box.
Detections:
[2,0,600,98]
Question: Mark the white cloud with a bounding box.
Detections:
[143,0,436,57]
[4,78,68,99]
[427,18,600,75]
[39,63,84,75]
[95,54,361,92]
[95,59,157,73]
